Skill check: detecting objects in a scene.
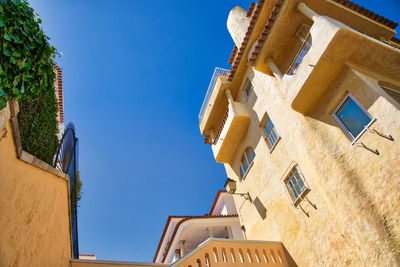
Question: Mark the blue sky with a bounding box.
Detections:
[29,0,400,262]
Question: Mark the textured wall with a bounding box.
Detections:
[0,121,71,267]
[221,63,400,266]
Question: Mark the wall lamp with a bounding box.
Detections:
[224,178,253,203]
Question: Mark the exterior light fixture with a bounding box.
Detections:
[224,178,252,202]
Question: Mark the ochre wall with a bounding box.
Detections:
[221,61,400,266]
[0,121,71,266]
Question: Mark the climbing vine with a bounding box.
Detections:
[0,0,56,109]
[1,0,59,164]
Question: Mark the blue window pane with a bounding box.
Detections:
[336,97,372,138]
[240,147,255,179]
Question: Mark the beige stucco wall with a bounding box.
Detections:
[0,119,72,266]
[220,58,400,266]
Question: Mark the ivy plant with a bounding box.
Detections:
[0,0,56,109]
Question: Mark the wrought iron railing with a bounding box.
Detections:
[199,67,230,123]
[286,33,311,75]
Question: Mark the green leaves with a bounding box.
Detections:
[0,0,57,110]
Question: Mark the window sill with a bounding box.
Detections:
[351,118,377,145]
[241,161,254,181]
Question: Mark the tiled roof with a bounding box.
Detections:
[332,0,398,29]
[208,190,227,215]
[228,46,238,65]
[53,63,64,124]
[247,3,256,17]
[392,36,400,45]
[228,0,266,81]
[229,0,399,81]
[158,214,239,263]
[248,0,283,65]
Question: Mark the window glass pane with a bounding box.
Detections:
[336,96,372,138]
[240,147,255,179]
[286,168,307,200]
[261,115,279,149]
[244,81,253,99]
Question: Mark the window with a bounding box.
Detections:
[332,93,373,141]
[243,80,253,99]
[240,147,255,180]
[284,166,309,206]
[287,24,312,75]
[260,113,280,151]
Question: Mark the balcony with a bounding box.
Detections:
[211,101,250,163]
[171,238,297,267]
[199,67,230,123]
[281,15,400,114]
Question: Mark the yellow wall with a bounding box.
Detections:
[0,121,72,267]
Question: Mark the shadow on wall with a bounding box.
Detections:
[253,196,267,220]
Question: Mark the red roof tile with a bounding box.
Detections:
[53,63,64,124]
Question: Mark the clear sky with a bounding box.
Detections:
[29,0,400,263]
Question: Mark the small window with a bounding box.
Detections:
[284,166,309,206]
[332,93,373,140]
[243,80,253,99]
[260,113,280,151]
[240,147,255,180]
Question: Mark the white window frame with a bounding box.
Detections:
[282,164,310,207]
[332,93,375,143]
[259,112,280,152]
[243,80,253,100]
[240,147,255,180]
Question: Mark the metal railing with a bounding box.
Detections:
[198,67,230,123]
[286,33,311,75]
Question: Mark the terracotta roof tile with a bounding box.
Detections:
[391,36,400,45]
[331,0,398,29]
[247,3,256,17]
[227,0,266,81]
[53,63,64,124]
[228,46,238,65]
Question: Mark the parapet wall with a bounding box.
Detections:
[0,102,72,267]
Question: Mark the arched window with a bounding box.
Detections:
[240,147,255,179]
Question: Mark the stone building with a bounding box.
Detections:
[198,0,400,266]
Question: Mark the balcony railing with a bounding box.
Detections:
[286,33,311,75]
[171,238,296,267]
[199,67,230,123]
